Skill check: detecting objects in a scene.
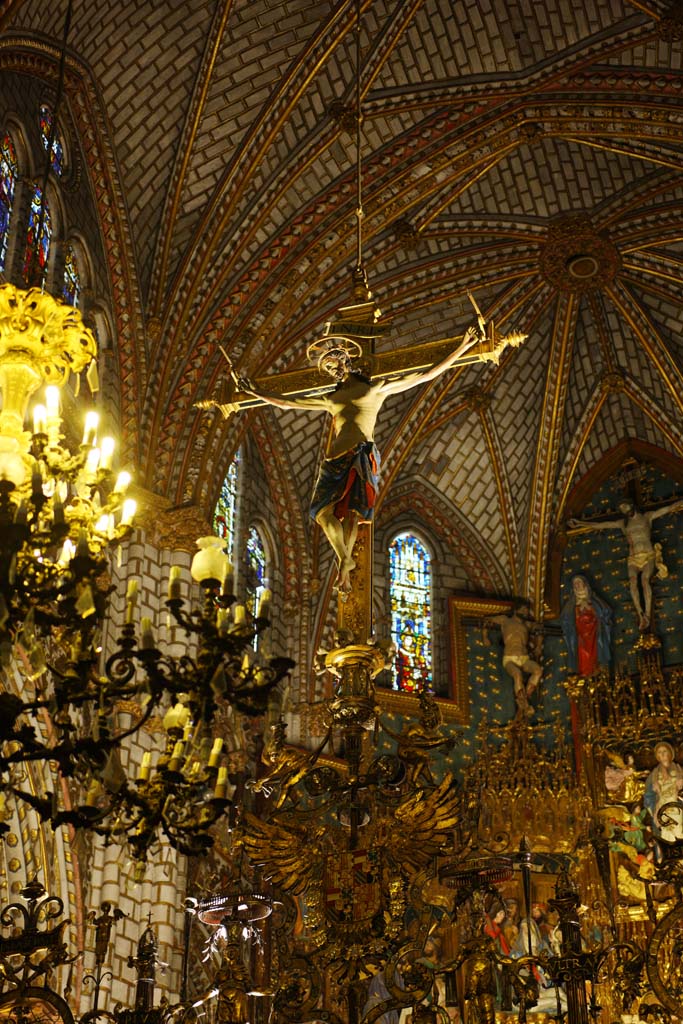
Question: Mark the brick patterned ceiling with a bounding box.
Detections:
[3,0,683,609]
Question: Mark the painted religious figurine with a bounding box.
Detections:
[644,741,683,843]
[569,497,683,631]
[483,600,542,719]
[559,574,612,677]
[238,328,478,591]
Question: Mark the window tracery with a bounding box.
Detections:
[389,531,433,692]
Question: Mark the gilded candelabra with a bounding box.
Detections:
[48,538,295,870]
[0,282,141,818]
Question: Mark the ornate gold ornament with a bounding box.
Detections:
[539,215,621,294]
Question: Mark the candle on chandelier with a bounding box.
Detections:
[120,498,136,527]
[233,604,246,625]
[126,579,138,623]
[208,737,223,767]
[45,386,60,424]
[138,751,152,782]
[84,447,101,476]
[82,410,99,446]
[168,740,185,772]
[256,588,271,619]
[140,616,154,649]
[33,404,47,435]
[113,470,131,494]
[100,436,115,470]
[214,766,229,799]
[168,565,181,600]
[221,561,234,598]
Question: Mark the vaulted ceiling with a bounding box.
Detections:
[3,0,683,611]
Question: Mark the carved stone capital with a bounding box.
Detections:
[153,503,214,553]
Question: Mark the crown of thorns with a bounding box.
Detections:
[306,335,363,372]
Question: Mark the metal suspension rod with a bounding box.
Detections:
[354,0,363,273]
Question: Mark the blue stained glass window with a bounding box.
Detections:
[62,243,80,306]
[389,532,432,692]
[39,105,63,176]
[23,185,51,285]
[246,526,267,634]
[213,454,239,559]
[0,132,17,272]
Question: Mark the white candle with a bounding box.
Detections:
[84,447,101,475]
[125,579,138,623]
[113,470,131,494]
[214,766,228,799]
[120,498,136,526]
[100,436,115,470]
[138,752,152,782]
[140,616,154,649]
[45,386,60,423]
[257,588,272,619]
[168,741,184,772]
[208,738,223,767]
[168,565,181,600]
[82,410,99,446]
[33,404,47,435]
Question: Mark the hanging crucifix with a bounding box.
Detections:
[200,290,526,641]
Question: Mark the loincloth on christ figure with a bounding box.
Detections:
[310,441,380,523]
[503,654,532,670]
[627,550,655,571]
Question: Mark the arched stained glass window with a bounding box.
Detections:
[39,105,64,176]
[0,132,17,272]
[389,532,432,692]
[213,453,240,559]
[246,525,267,624]
[23,185,51,285]
[62,243,80,306]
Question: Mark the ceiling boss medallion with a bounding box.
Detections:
[539,214,621,293]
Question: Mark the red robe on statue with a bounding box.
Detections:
[575,604,598,676]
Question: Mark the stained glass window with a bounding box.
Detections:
[62,243,80,306]
[389,532,432,692]
[213,453,239,559]
[23,186,51,285]
[39,105,64,176]
[246,526,267,625]
[0,132,17,272]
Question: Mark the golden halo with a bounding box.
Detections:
[306,335,363,370]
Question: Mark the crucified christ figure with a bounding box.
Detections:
[569,496,683,631]
[238,328,478,591]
